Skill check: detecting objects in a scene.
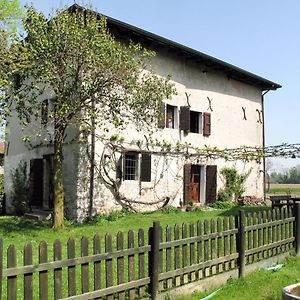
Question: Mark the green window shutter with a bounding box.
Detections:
[205,165,217,203]
[180,106,190,131]
[183,163,191,204]
[116,155,123,184]
[203,112,211,136]
[141,153,151,182]
[158,102,166,129]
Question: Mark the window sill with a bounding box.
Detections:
[163,127,179,131]
[123,179,138,182]
[123,180,152,183]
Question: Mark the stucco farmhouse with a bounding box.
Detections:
[4,5,281,220]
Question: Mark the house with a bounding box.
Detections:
[4,5,281,220]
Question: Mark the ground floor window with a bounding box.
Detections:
[124,152,138,180]
[123,152,152,182]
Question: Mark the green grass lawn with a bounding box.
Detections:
[268,183,300,196]
[174,255,300,300]
[0,205,269,258]
[269,187,300,195]
[0,206,271,299]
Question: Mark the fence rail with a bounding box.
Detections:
[0,205,299,300]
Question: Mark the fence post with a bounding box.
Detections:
[294,203,300,255]
[236,210,245,278]
[0,239,2,300]
[149,221,160,300]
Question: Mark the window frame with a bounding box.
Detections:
[190,111,202,134]
[166,104,178,129]
[123,152,138,181]
[123,152,152,182]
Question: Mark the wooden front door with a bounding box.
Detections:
[184,164,201,204]
[189,165,201,203]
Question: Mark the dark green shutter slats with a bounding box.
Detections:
[158,102,166,129]
[183,164,191,204]
[180,106,190,131]
[141,154,151,182]
[116,155,123,184]
[205,165,217,203]
[203,112,211,136]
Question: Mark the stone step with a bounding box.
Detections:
[24,210,53,221]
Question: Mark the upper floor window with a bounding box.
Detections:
[190,111,202,133]
[158,103,211,137]
[158,103,178,129]
[166,104,178,128]
[180,106,211,136]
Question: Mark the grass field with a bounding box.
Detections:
[268,183,300,196]
[0,206,270,299]
[0,205,268,256]
[174,255,300,300]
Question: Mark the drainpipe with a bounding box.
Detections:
[262,90,270,202]
[89,98,96,217]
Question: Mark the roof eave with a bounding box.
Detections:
[68,4,282,91]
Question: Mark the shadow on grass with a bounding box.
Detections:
[0,206,273,234]
[0,216,52,234]
[219,205,271,217]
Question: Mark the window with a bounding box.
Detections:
[124,152,138,180]
[180,107,203,134]
[166,104,178,128]
[158,103,178,129]
[123,152,152,182]
[190,111,202,133]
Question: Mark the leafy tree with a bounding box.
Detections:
[270,165,300,184]
[0,0,22,73]
[5,6,175,228]
[0,0,22,127]
[0,0,22,30]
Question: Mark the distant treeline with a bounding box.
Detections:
[269,165,300,184]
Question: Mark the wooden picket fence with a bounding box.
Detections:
[0,206,299,300]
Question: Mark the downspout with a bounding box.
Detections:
[89,98,96,217]
[262,89,270,201]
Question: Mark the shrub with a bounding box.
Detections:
[220,167,250,201]
[217,189,231,202]
[161,205,179,214]
[100,207,133,222]
[11,161,29,215]
[210,201,236,209]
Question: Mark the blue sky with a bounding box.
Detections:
[20,0,300,170]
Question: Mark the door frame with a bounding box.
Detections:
[43,154,54,209]
[184,164,206,204]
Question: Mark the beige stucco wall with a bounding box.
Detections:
[4,89,81,217]
[74,49,265,219]
[4,45,266,220]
